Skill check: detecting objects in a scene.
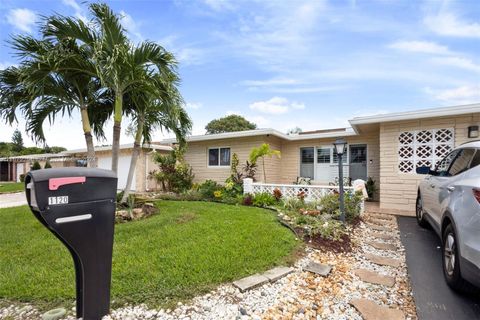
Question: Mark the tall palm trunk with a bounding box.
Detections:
[111,92,123,173]
[121,118,143,203]
[80,106,96,167]
[262,157,267,183]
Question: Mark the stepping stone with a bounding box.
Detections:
[365,253,401,268]
[233,274,269,292]
[350,298,405,320]
[370,218,396,226]
[366,223,393,232]
[263,266,294,282]
[354,269,395,287]
[303,261,332,276]
[367,241,397,251]
[370,232,395,241]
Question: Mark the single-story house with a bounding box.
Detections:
[0,143,172,192]
[163,103,480,214]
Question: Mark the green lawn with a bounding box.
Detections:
[0,182,24,194]
[0,201,298,309]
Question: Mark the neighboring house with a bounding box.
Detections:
[0,143,171,192]
[163,103,480,214]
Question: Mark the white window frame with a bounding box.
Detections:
[207,147,231,168]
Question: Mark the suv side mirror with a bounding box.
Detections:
[416,166,433,175]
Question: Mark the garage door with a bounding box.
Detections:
[16,163,24,182]
[97,155,136,191]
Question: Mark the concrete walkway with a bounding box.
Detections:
[398,216,480,320]
[0,192,27,208]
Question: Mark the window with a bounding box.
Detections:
[208,147,230,166]
[75,159,87,167]
[470,150,480,169]
[398,128,454,174]
[317,148,330,163]
[350,145,367,163]
[448,148,475,176]
[435,150,459,176]
[333,148,347,164]
[301,147,314,163]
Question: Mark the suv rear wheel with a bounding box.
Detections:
[416,194,429,228]
[442,224,476,293]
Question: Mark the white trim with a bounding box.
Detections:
[62,143,172,155]
[55,214,92,224]
[349,103,480,131]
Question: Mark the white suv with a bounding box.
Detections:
[416,141,480,292]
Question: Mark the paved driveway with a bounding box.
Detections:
[0,192,27,208]
[398,216,480,320]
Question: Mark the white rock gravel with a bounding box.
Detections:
[0,213,417,320]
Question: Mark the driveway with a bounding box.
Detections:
[398,216,480,320]
[0,192,27,208]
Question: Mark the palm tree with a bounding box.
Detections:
[249,143,281,183]
[44,3,178,173]
[120,73,191,203]
[1,33,112,166]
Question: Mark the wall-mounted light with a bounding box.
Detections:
[468,125,479,139]
[369,159,373,165]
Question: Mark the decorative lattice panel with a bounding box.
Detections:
[398,128,454,173]
[250,183,353,201]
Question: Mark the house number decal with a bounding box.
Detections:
[48,196,69,205]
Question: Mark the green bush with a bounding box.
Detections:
[318,192,363,221]
[44,160,52,169]
[31,161,41,171]
[198,180,222,200]
[152,148,194,193]
[19,174,25,182]
[366,177,377,199]
[282,197,304,211]
[311,219,346,241]
[252,192,276,207]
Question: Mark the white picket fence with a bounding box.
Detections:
[243,178,354,201]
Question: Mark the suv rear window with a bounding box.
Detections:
[448,148,476,176]
[469,149,480,169]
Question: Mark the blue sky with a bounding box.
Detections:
[1,0,480,148]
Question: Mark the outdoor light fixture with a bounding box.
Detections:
[468,125,479,138]
[333,138,347,223]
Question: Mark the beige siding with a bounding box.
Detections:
[185,133,380,190]
[379,113,480,213]
[184,136,282,184]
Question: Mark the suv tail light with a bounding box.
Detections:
[473,188,480,204]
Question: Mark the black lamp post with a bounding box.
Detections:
[333,138,347,223]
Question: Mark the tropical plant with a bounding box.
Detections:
[152,147,194,193]
[249,143,281,183]
[120,73,191,202]
[197,180,222,200]
[242,160,257,181]
[272,188,282,201]
[252,192,276,207]
[318,192,363,221]
[205,114,256,134]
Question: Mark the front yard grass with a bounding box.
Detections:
[0,182,24,194]
[0,201,298,310]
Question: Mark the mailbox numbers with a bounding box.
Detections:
[48,196,69,205]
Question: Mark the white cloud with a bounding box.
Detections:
[241,78,300,87]
[249,97,305,114]
[424,12,480,38]
[186,102,202,110]
[431,56,480,73]
[388,40,452,55]
[0,62,16,70]
[426,85,480,105]
[62,0,87,21]
[120,10,142,41]
[6,8,37,33]
[158,35,206,66]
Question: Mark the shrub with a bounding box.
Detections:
[311,219,346,241]
[198,180,222,199]
[253,192,276,207]
[366,177,377,199]
[214,190,223,199]
[31,161,41,171]
[272,188,282,201]
[19,174,25,182]
[242,194,253,206]
[318,192,363,221]
[224,177,243,197]
[282,197,303,211]
[152,147,194,193]
[44,160,52,169]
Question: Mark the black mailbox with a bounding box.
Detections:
[25,167,117,320]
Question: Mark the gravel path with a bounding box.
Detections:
[0,213,417,319]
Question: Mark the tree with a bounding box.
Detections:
[11,129,24,152]
[44,160,52,169]
[45,3,178,173]
[120,73,191,202]
[205,114,257,134]
[31,161,41,170]
[287,127,302,135]
[249,143,281,183]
